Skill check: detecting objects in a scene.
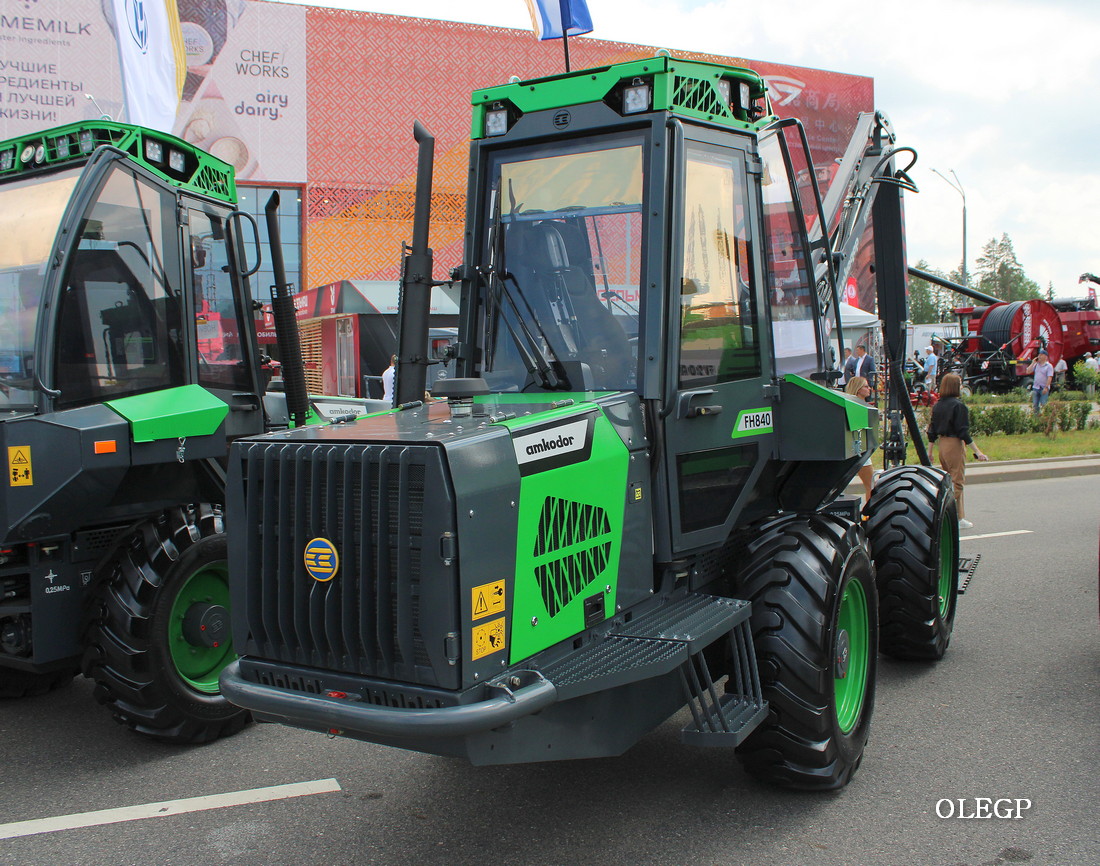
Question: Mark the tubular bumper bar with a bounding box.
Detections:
[219,662,557,739]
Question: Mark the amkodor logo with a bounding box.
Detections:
[125,0,149,54]
[304,538,339,582]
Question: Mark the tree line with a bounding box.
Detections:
[908,233,1045,323]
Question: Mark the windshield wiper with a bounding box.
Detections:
[483,184,569,390]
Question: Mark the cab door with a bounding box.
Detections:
[661,133,774,556]
[185,203,264,439]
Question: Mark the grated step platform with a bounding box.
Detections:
[612,593,751,651]
[538,593,751,701]
[958,553,981,594]
[681,692,769,747]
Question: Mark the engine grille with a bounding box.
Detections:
[234,440,458,688]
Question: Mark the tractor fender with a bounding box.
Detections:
[219,663,557,738]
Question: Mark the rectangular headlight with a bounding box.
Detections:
[484,108,509,137]
[715,79,731,106]
[56,136,71,158]
[168,148,186,172]
[0,150,12,171]
[739,82,752,112]
[79,130,95,154]
[144,138,164,163]
[623,83,651,114]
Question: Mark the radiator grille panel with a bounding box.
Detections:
[238,440,455,687]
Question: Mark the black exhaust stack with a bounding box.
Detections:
[395,121,436,407]
[265,191,309,428]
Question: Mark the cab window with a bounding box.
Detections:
[679,142,759,387]
[54,164,184,408]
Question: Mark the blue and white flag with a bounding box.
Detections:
[525,0,594,41]
[111,0,187,132]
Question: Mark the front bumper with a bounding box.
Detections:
[220,661,557,739]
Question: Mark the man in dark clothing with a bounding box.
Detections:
[844,344,876,391]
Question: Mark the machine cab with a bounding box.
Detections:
[0,123,264,439]
[458,58,838,557]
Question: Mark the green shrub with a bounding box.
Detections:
[987,405,1031,435]
[968,405,994,436]
[1073,360,1100,391]
[1069,401,1092,430]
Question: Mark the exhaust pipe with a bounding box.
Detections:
[395,121,436,407]
[265,191,309,428]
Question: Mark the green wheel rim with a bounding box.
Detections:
[938,519,955,618]
[168,561,234,694]
[834,576,870,734]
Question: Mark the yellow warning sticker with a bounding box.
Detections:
[8,446,32,487]
[471,617,506,660]
[471,579,506,621]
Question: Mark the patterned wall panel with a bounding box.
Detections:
[302,8,873,290]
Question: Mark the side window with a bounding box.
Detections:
[55,164,184,408]
[191,208,252,391]
[759,133,821,378]
[679,143,759,388]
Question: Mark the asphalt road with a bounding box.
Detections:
[2,475,1097,866]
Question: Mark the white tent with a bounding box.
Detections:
[827,302,881,370]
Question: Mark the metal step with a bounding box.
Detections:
[957,553,980,594]
[612,593,751,651]
[538,592,756,705]
[538,634,686,700]
[681,692,770,747]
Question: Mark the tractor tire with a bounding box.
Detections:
[734,513,878,790]
[0,666,76,698]
[863,465,959,660]
[81,504,248,744]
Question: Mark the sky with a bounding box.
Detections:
[269,0,1100,297]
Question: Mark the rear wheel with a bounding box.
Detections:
[863,466,959,660]
[735,513,878,790]
[0,666,76,698]
[82,504,248,743]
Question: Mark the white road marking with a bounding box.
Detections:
[0,778,342,840]
[960,530,1033,542]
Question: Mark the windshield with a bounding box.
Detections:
[480,140,645,392]
[0,168,81,406]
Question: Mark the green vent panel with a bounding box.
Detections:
[534,497,612,617]
[672,74,733,120]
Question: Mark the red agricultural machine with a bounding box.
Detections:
[912,269,1100,393]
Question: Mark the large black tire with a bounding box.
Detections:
[0,666,76,698]
[81,504,248,744]
[863,465,959,660]
[734,513,879,790]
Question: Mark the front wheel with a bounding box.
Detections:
[734,513,879,790]
[863,466,959,660]
[82,504,248,744]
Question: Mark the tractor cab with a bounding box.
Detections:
[454,57,869,557]
[0,122,265,438]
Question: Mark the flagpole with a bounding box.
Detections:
[559,0,571,71]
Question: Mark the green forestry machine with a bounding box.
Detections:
[221,55,960,788]
[0,120,331,741]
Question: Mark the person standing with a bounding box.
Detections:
[381,354,397,405]
[844,344,876,390]
[1053,355,1068,389]
[1027,348,1055,413]
[928,372,988,529]
[839,347,853,386]
[922,346,938,388]
[845,376,875,503]
[1085,351,1099,374]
